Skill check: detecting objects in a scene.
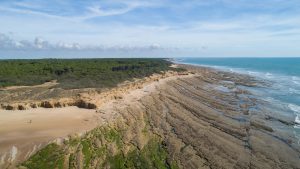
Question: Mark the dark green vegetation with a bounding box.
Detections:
[108,139,175,169]
[21,143,65,169]
[0,58,179,89]
[21,126,179,169]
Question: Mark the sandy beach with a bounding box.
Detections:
[0,107,99,167]
[0,65,300,169]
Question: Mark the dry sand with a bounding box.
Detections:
[0,107,99,166]
[1,80,58,91]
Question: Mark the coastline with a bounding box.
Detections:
[175,58,300,142]
[1,64,300,168]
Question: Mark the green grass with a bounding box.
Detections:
[0,58,178,89]
[21,143,65,169]
[21,127,179,169]
[67,137,80,147]
[108,139,179,169]
[80,139,90,168]
[102,127,122,147]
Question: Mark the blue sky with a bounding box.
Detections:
[0,0,300,58]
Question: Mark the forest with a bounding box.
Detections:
[0,58,181,89]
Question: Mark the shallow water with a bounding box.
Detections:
[176,57,300,142]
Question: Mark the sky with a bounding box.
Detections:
[0,0,300,58]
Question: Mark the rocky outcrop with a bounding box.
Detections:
[0,97,99,110]
[75,99,97,109]
[1,99,76,110]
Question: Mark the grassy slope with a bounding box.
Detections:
[21,126,179,169]
[0,58,180,89]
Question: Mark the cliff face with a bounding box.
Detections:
[0,71,176,111]
[19,65,300,169]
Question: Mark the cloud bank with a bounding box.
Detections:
[0,33,165,51]
[0,33,177,59]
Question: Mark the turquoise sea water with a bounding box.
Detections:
[176,58,300,142]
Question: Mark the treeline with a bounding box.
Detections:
[0,58,178,89]
[112,65,141,71]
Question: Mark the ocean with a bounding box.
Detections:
[176,57,300,143]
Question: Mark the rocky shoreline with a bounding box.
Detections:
[1,64,300,168]
[144,64,300,168]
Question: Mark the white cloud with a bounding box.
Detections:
[0,0,158,21]
[84,1,142,18]
[0,33,169,52]
[0,6,67,20]
[34,37,50,49]
[56,42,81,50]
[13,1,42,9]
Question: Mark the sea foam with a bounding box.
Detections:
[289,104,300,124]
[289,104,300,113]
[295,115,300,124]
